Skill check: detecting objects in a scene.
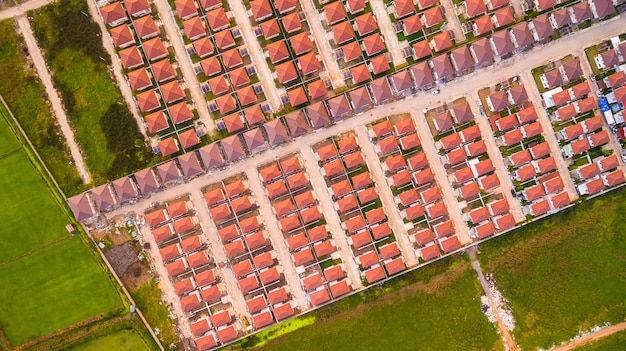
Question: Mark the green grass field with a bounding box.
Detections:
[241,257,502,351]
[0,150,70,263]
[131,281,180,348]
[70,329,150,351]
[576,330,626,351]
[0,19,84,195]
[0,103,122,346]
[479,187,626,350]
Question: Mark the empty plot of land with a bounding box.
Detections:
[478,186,626,350]
[0,149,70,263]
[252,256,501,351]
[70,329,151,351]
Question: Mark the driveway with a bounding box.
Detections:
[369,0,407,66]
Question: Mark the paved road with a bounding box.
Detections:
[408,111,473,244]
[16,16,92,184]
[151,0,217,133]
[0,0,51,20]
[244,168,310,309]
[189,191,250,324]
[440,0,466,43]
[369,0,407,66]
[226,0,283,112]
[137,222,195,339]
[86,0,150,141]
[467,96,526,223]
[300,148,364,288]
[297,0,346,89]
[520,71,580,201]
[354,125,419,266]
[552,321,626,351]
[575,47,626,170]
[468,247,520,351]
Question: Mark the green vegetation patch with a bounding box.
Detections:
[0,19,83,195]
[479,187,626,350]
[131,280,180,349]
[575,329,626,351]
[30,0,158,185]
[70,329,150,351]
[0,149,69,263]
[0,238,122,346]
[238,257,502,351]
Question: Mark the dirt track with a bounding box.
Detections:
[551,322,626,351]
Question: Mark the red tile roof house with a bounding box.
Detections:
[100,2,127,27]
[110,24,135,48]
[125,0,151,18]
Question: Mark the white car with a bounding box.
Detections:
[431,89,440,95]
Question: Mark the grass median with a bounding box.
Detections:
[478,187,626,350]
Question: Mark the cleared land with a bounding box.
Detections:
[0,105,122,346]
[70,329,150,351]
[0,19,83,195]
[478,187,626,350]
[30,0,158,185]
[237,257,502,351]
[130,280,180,348]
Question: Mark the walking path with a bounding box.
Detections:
[520,71,579,201]
[354,125,419,266]
[439,0,466,43]
[16,16,92,184]
[467,97,526,223]
[244,169,310,309]
[407,111,473,244]
[369,0,406,66]
[151,0,216,133]
[225,0,283,111]
[86,0,149,140]
[468,247,520,351]
[297,0,346,89]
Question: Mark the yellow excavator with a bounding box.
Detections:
[241,315,249,335]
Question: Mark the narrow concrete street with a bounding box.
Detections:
[297,0,346,89]
[574,47,626,170]
[408,110,473,244]
[509,0,526,20]
[189,191,250,321]
[439,0,466,43]
[137,221,195,339]
[354,125,419,266]
[16,16,92,184]
[369,0,407,66]
[244,169,310,310]
[225,0,283,111]
[467,97,526,223]
[86,0,150,140]
[0,0,51,20]
[300,148,364,288]
[468,247,520,351]
[520,71,579,201]
[151,0,216,132]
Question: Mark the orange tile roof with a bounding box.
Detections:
[119,46,144,69]
[281,12,302,33]
[298,52,321,75]
[100,2,126,25]
[290,32,314,56]
[150,59,177,82]
[128,67,152,91]
[325,1,347,24]
[136,89,161,112]
[133,15,159,39]
[184,16,206,40]
[110,24,135,48]
[206,8,230,32]
[275,61,299,84]
[160,81,186,104]
[332,21,355,45]
[143,37,168,61]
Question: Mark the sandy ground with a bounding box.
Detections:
[369,0,406,66]
[440,0,466,43]
[16,16,92,184]
[552,322,626,351]
[0,0,51,20]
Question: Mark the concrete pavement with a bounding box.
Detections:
[369,0,407,66]
[226,0,283,112]
[151,0,216,133]
[244,169,310,310]
[297,0,346,89]
[408,111,473,245]
[0,0,51,20]
[354,125,419,266]
[300,148,364,288]
[439,0,466,43]
[466,97,526,223]
[520,71,579,201]
[16,16,92,184]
